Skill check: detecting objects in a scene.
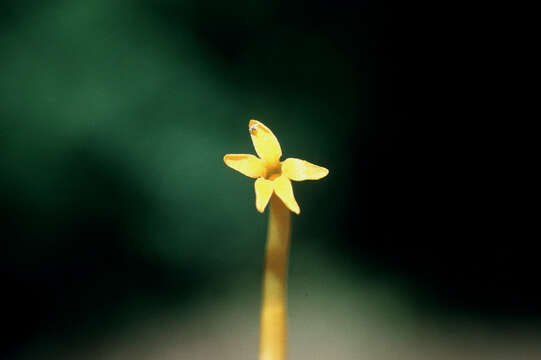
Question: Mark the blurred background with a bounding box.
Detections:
[1,1,539,359]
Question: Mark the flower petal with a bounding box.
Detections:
[249,120,282,165]
[224,154,266,178]
[273,175,300,214]
[282,158,329,181]
[254,178,274,213]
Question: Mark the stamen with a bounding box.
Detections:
[249,123,258,135]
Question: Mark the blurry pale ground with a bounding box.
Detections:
[16,247,541,360]
[2,1,539,359]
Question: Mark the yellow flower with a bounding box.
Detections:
[224,120,329,214]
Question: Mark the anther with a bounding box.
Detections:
[249,123,258,135]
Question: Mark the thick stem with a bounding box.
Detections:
[259,195,291,360]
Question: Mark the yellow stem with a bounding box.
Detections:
[259,195,290,360]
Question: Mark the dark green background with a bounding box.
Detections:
[1,1,539,359]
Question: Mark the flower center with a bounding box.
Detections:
[265,162,282,181]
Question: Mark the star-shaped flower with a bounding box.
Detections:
[224,120,329,214]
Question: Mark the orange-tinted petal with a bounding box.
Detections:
[255,178,274,213]
[282,158,329,181]
[273,175,300,214]
[224,154,266,178]
[249,120,282,165]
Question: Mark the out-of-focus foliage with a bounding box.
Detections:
[1,0,353,268]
